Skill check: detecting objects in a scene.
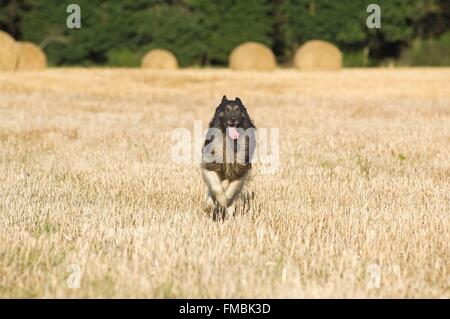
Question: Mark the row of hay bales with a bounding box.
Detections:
[142,40,342,71]
[1,28,340,72]
[0,31,47,71]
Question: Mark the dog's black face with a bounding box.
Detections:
[209,96,255,133]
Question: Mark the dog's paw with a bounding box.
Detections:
[212,205,226,222]
[206,196,215,208]
[226,204,236,218]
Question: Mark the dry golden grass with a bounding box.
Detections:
[0,68,449,298]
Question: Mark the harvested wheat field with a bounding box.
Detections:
[0,68,449,298]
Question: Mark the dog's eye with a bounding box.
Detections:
[225,105,239,111]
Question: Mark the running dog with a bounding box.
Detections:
[202,96,256,220]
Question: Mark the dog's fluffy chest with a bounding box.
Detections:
[202,135,251,181]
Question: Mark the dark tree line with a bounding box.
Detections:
[0,0,449,66]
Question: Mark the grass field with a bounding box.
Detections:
[0,68,449,298]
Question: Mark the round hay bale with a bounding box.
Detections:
[229,42,276,71]
[16,42,47,70]
[0,30,19,71]
[294,40,342,71]
[141,49,178,69]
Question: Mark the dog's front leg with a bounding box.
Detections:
[225,179,245,203]
[202,169,227,207]
[206,190,215,208]
[224,179,245,217]
[220,179,235,217]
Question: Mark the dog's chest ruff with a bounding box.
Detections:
[202,135,252,181]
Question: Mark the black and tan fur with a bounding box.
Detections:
[202,96,256,220]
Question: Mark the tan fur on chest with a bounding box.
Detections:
[202,136,252,181]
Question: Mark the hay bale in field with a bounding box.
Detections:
[0,30,19,71]
[294,40,342,71]
[141,49,178,69]
[16,42,47,71]
[229,42,276,71]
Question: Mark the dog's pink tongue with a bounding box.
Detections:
[228,127,240,140]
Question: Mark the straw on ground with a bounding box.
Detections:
[0,68,448,298]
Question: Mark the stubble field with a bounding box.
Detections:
[0,68,449,298]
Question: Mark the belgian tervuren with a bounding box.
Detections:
[202,96,256,220]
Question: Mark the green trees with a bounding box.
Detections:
[107,2,204,66]
[281,0,367,55]
[188,0,274,64]
[0,0,448,67]
[282,0,448,65]
[19,0,107,65]
[366,0,429,59]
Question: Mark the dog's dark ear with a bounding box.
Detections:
[221,95,228,104]
[235,97,242,105]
